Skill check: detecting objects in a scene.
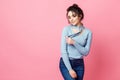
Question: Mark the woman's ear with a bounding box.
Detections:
[79,14,82,20]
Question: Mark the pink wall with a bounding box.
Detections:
[0,0,120,80]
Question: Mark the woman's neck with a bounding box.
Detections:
[76,22,83,27]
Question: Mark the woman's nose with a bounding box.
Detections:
[70,18,73,22]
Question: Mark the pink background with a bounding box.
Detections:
[0,0,120,80]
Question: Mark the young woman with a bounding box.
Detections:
[59,4,92,80]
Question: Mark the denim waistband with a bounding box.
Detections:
[69,57,83,60]
[60,57,83,61]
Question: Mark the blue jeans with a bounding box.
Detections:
[59,58,84,80]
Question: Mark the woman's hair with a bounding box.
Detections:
[66,4,84,20]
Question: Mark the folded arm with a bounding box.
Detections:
[73,32,92,56]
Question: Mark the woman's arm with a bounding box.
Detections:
[73,31,92,56]
[61,27,72,71]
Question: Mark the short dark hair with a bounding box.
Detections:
[66,4,84,20]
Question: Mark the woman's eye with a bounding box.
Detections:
[73,14,76,17]
[67,16,71,19]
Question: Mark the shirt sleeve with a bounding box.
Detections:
[73,31,92,56]
[61,27,72,71]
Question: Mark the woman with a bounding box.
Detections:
[59,4,92,80]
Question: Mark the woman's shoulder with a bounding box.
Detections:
[84,26,92,33]
[62,25,71,31]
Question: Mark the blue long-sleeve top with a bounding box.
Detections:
[60,25,92,71]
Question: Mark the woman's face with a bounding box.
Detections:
[67,11,81,26]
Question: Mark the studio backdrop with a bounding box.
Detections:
[0,0,120,80]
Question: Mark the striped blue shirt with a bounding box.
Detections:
[60,25,92,70]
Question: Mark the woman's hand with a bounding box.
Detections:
[69,69,77,78]
[66,36,75,45]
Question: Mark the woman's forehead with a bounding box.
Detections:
[67,11,76,16]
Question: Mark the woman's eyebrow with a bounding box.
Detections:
[67,15,71,18]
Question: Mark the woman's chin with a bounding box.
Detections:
[71,24,77,26]
[70,23,75,25]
